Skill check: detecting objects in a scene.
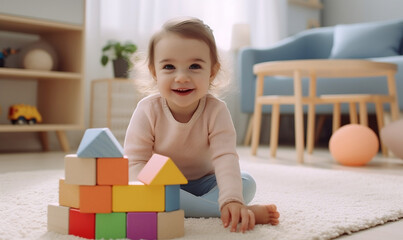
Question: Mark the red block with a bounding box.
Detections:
[97,157,128,185]
[69,208,95,239]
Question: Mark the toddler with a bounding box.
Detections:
[124,17,279,233]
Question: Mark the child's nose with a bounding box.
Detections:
[175,70,190,83]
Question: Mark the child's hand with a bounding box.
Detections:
[220,201,255,233]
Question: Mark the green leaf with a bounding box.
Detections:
[101,55,109,66]
[102,45,112,52]
[125,44,137,53]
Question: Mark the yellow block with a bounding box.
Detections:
[112,182,165,212]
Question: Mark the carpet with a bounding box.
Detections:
[1,161,403,240]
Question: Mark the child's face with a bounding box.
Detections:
[153,33,215,116]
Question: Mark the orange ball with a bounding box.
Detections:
[329,124,379,166]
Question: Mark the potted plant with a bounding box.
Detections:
[100,40,137,78]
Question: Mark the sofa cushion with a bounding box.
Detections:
[330,19,403,59]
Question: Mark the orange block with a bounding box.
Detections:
[97,157,128,185]
[80,186,112,213]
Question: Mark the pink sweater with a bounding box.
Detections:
[124,93,244,208]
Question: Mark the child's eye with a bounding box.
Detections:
[163,64,175,70]
[189,64,201,69]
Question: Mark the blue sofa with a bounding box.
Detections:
[238,18,403,115]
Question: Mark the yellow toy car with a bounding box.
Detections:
[8,104,42,125]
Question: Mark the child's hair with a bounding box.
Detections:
[131,17,231,97]
[148,17,220,78]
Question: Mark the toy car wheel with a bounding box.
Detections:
[16,116,26,125]
[28,118,37,125]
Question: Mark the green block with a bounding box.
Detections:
[96,212,126,239]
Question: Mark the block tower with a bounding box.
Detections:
[47,128,188,239]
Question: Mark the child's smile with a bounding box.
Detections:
[172,88,195,96]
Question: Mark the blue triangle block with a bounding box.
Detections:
[77,128,124,158]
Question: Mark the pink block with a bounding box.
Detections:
[137,154,169,184]
[127,212,157,240]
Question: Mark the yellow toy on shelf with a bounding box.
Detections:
[8,104,42,124]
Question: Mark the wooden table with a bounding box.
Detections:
[251,59,399,163]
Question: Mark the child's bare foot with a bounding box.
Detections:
[248,204,280,225]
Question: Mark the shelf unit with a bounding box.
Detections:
[0,12,85,152]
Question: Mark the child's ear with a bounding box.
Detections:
[209,63,220,81]
[149,66,157,80]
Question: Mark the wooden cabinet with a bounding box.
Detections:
[0,8,85,151]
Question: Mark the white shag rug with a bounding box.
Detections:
[1,161,403,240]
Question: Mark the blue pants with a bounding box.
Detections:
[179,172,256,217]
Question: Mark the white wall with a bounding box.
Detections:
[288,3,321,36]
[322,0,403,26]
[0,0,84,25]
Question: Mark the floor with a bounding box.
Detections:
[0,145,402,239]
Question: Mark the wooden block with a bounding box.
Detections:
[97,157,128,185]
[47,204,69,235]
[165,185,180,212]
[77,128,124,158]
[158,210,185,239]
[137,153,188,185]
[69,208,95,239]
[64,154,96,186]
[59,179,80,208]
[96,213,126,239]
[127,212,157,240]
[80,185,112,213]
[112,182,165,212]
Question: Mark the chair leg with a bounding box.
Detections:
[251,104,263,156]
[359,101,368,126]
[243,114,254,146]
[375,101,388,156]
[270,104,280,158]
[386,71,400,121]
[306,103,316,154]
[349,102,358,124]
[293,70,304,164]
[333,103,341,133]
[307,71,317,154]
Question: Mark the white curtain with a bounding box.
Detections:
[85,0,287,142]
[93,0,287,50]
